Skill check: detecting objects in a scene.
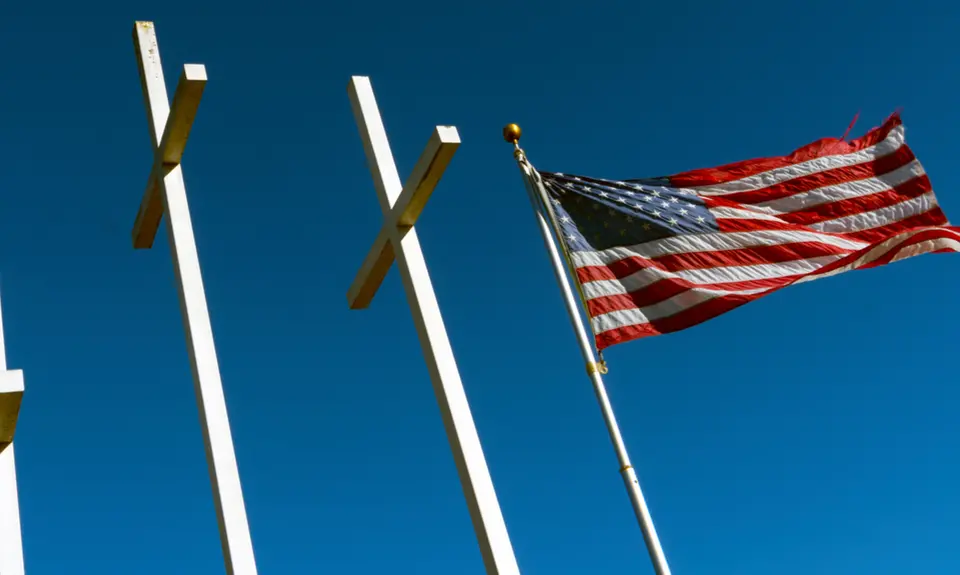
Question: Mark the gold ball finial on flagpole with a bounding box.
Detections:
[502,123,522,144]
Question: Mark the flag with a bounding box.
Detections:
[531,113,960,350]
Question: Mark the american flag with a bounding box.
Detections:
[533,113,960,350]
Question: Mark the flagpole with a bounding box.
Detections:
[504,124,672,575]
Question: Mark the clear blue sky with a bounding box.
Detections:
[1,0,957,573]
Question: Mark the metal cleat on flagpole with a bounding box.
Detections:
[504,123,672,575]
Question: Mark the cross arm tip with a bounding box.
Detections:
[132,20,156,46]
[0,370,24,395]
[346,274,378,310]
[183,63,207,82]
[434,125,461,144]
[346,290,372,310]
[348,75,371,92]
[346,228,393,311]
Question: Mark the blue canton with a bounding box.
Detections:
[539,172,720,253]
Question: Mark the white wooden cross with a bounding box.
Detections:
[346,76,521,575]
[131,22,258,575]
[0,293,26,575]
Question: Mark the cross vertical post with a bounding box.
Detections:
[346,76,521,575]
[131,21,258,575]
[0,292,25,575]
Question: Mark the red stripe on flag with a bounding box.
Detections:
[665,113,902,188]
[595,323,661,348]
[842,208,948,243]
[778,175,932,225]
[594,292,761,349]
[715,216,821,235]
[717,144,916,205]
[585,275,797,317]
[654,241,852,271]
[588,225,960,350]
[858,227,960,269]
[575,241,853,286]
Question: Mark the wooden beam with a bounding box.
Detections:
[0,370,23,445]
[346,125,459,309]
[131,61,208,249]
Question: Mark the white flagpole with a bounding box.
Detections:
[504,124,672,575]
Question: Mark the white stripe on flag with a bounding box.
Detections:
[580,255,843,300]
[590,285,768,333]
[570,229,867,267]
[810,191,938,233]
[753,159,926,215]
[690,125,905,196]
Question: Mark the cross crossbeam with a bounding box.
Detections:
[130,21,258,575]
[348,125,460,308]
[133,60,207,248]
[346,75,521,575]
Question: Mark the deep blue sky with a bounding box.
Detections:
[1,1,957,573]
